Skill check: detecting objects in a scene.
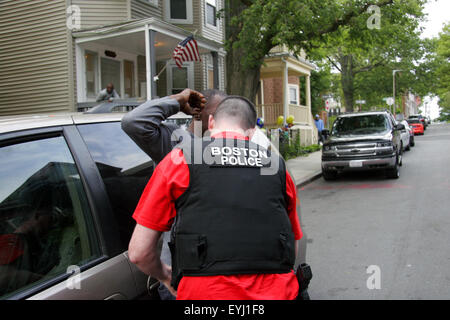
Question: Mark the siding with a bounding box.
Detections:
[131,0,162,19]
[71,0,128,29]
[199,0,223,44]
[0,0,72,115]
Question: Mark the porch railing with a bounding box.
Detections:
[256,103,283,126]
[256,103,313,126]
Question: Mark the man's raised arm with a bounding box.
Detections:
[121,97,182,163]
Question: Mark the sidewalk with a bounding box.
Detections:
[286,151,322,187]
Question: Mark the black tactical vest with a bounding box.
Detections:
[169,137,295,289]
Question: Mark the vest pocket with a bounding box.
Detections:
[279,233,294,266]
[175,234,207,271]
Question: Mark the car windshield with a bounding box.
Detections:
[407,119,421,124]
[331,114,389,136]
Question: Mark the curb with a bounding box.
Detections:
[295,170,322,188]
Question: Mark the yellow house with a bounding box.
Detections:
[256,46,318,146]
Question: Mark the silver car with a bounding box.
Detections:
[0,112,308,299]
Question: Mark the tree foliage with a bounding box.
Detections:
[224,0,399,100]
[434,23,450,119]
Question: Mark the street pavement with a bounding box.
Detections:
[297,123,450,299]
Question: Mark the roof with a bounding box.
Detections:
[0,111,191,135]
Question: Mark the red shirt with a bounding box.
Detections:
[132,131,302,300]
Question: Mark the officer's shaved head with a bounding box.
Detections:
[213,96,257,131]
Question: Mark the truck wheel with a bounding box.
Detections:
[386,155,400,179]
[406,144,410,151]
[322,169,338,181]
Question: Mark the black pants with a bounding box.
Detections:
[318,131,324,143]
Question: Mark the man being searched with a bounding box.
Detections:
[127,96,302,300]
[121,89,225,299]
[96,83,120,102]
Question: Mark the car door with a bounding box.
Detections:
[75,120,155,296]
[0,127,137,300]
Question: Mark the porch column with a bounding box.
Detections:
[282,59,288,126]
[306,74,312,124]
[211,51,219,89]
[145,25,157,100]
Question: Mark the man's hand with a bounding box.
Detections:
[171,89,206,120]
[160,265,177,298]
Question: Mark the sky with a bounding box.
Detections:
[419,0,450,119]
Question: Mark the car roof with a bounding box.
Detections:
[0,111,191,135]
[336,111,390,118]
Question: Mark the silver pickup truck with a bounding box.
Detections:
[321,111,404,180]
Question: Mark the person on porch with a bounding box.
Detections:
[96,83,120,102]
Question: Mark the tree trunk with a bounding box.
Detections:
[224,0,264,102]
[339,54,355,112]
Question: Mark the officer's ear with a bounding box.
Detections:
[208,114,215,131]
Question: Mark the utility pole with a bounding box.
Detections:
[393,70,402,115]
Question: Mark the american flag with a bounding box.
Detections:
[172,35,201,68]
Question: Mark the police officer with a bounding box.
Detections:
[128,96,302,300]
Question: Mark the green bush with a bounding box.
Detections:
[279,132,321,160]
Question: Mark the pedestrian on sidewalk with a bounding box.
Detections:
[314,114,325,144]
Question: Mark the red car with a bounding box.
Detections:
[407,119,424,135]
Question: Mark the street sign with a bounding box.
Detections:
[355,100,366,104]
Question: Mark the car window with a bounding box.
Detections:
[163,118,192,131]
[0,136,101,299]
[77,122,154,250]
[332,115,389,135]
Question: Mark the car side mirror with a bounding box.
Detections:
[395,124,405,130]
[322,129,330,137]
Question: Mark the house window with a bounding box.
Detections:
[100,58,121,95]
[85,51,98,98]
[206,0,217,27]
[207,67,214,89]
[289,84,299,105]
[167,62,193,94]
[165,0,193,23]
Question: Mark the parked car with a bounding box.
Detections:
[407,119,424,135]
[321,111,404,180]
[408,114,427,130]
[0,112,185,300]
[0,112,309,300]
[400,120,415,148]
[397,120,411,151]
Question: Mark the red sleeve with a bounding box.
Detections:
[132,148,189,232]
[286,171,302,240]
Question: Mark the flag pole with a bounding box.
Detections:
[153,30,199,82]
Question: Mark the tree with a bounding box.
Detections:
[223,0,396,101]
[435,23,450,120]
[314,0,426,111]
